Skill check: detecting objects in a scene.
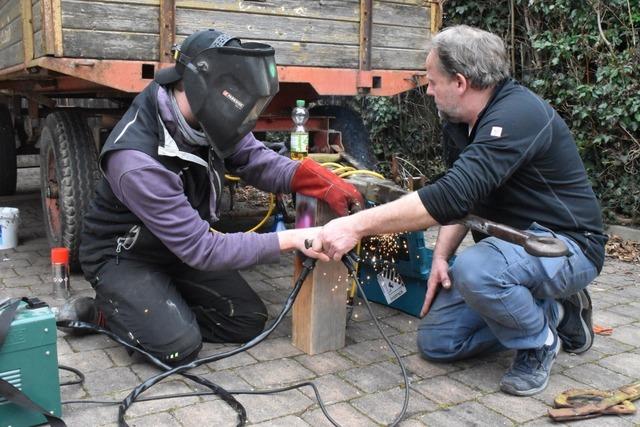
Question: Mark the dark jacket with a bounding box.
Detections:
[418,79,607,271]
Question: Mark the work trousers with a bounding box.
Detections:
[417,224,598,362]
[91,258,268,364]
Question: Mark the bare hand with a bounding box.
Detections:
[420,256,451,318]
[279,227,330,262]
[313,216,360,261]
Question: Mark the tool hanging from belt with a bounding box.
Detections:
[548,381,640,421]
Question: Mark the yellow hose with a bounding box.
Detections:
[339,169,385,180]
[320,162,345,170]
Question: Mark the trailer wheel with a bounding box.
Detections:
[40,111,100,271]
[310,105,377,170]
[0,104,17,196]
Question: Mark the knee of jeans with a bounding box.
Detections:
[417,327,463,363]
[450,247,502,304]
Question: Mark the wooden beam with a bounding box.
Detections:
[21,0,34,65]
[159,0,175,63]
[292,196,348,354]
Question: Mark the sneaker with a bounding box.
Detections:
[500,331,561,396]
[56,296,99,335]
[557,289,593,354]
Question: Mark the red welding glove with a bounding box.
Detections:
[291,158,365,216]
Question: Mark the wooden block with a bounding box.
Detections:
[291,195,348,354]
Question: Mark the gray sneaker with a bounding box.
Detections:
[557,289,593,354]
[500,331,561,396]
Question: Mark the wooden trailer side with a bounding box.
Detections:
[54,0,433,69]
[0,0,24,70]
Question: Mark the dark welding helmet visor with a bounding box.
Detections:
[181,43,279,158]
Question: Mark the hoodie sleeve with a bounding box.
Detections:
[224,132,299,193]
[104,149,282,271]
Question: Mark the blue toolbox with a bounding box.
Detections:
[358,231,441,318]
[0,299,62,427]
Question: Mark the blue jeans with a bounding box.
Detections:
[417,224,598,362]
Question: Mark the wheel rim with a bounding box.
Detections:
[44,144,62,241]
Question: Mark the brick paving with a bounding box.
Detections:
[2,167,640,426]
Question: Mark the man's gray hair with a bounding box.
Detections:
[427,25,510,89]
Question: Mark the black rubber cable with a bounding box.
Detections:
[58,253,410,426]
[58,365,85,386]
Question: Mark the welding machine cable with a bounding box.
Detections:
[58,253,410,427]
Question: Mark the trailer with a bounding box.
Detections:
[0,0,442,266]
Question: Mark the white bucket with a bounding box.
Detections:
[0,207,20,250]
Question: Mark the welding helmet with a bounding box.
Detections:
[154,29,279,158]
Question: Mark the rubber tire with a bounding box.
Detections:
[310,105,377,170]
[40,111,100,271]
[0,104,17,196]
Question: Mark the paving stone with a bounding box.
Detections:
[235,358,315,388]
[61,402,121,427]
[340,338,411,365]
[520,416,564,426]
[449,361,505,393]
[563,363,634,390]
[342,361,405,393]
[302,402,376,427]
[58,349,114,373]
[346,319,398,342]
[299,373,362,404]
[606,302,640,320]
[173,399,239,426]
[351,388,437,425]
[247,337,304,361]
[412,375,481,405]
[0,268,17,278]
[127,412,178,427]
[401,354,455,379]
[3,274,42,287]
[82,366,141,396]
[554,347,603,368]
[4,182,640,427]
[531,373,590,406]
[591,334,634,355]
[236,389,314,423]
[382,313,421,333]
[389,330,419,353]
[206,349,258,371]
[126,380,199,418]
[251,415,311,426]
[593,308,635,328]
[419,401,513,426]
[239,269,267,282]
[479,392,550,423]
[258,288,293,304]
[0,257,31,270]
[200,369,253,391]
[295,351,355,375]
[598,352,640,377]
[66,334,119,352]
[609,323,640,347]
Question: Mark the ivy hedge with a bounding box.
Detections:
[358,0,639,224]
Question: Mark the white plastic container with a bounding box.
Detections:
[0,207,20,250]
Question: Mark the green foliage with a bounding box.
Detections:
[353,90,447,182]
[359,0,640,223]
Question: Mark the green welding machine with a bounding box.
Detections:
[0,299,62,427]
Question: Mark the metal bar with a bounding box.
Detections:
[2,61,427,97]
[159,0,176,63]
